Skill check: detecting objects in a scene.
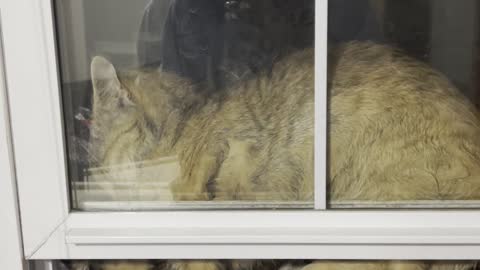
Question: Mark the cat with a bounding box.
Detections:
[89,41,480,203]
[89,47,314,202]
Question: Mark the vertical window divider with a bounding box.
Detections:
[315,0,328,210]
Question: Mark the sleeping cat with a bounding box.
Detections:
[89,41,480,203]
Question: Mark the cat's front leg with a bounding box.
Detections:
[171,149,224,201]
[213,139,257,201]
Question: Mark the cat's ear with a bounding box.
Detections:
[91,56,121,93]
[90,56,134,106]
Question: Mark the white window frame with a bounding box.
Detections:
[0,10,28,270]
[3,0,480,262]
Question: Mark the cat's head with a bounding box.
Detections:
[89,56,200,167]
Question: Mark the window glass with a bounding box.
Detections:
[54,0,315,210]
[328,0,480,208]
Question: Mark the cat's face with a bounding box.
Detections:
[89,56,156,167]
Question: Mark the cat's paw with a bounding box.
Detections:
[170,178,210,201]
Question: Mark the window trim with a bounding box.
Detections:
[31,211,480,260]
[2,0,69,259]
[5,0,480,261]
[0,11,28,269]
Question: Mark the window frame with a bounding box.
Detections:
[0,11,27,269]
[4,0,480,261]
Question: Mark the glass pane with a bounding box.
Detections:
[328,0,480,208]
[56,260,479,270]
[54,0,315,210]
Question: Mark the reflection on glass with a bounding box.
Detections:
[57,260,479,270]
[328,0,480,208]
[54,0,315,210]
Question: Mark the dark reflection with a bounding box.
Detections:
[328,0,383,43]
[329,0,480,107]
[138,0,315,91]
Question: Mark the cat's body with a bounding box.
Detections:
[329,42,480,201]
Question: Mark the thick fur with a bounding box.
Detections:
[329,42,480,201]
[90,48,314,201]
[90,41,480,202]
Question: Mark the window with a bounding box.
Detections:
[2,0,480,264]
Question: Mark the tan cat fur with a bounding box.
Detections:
[90,48,314,202]
[329,42,480,201]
